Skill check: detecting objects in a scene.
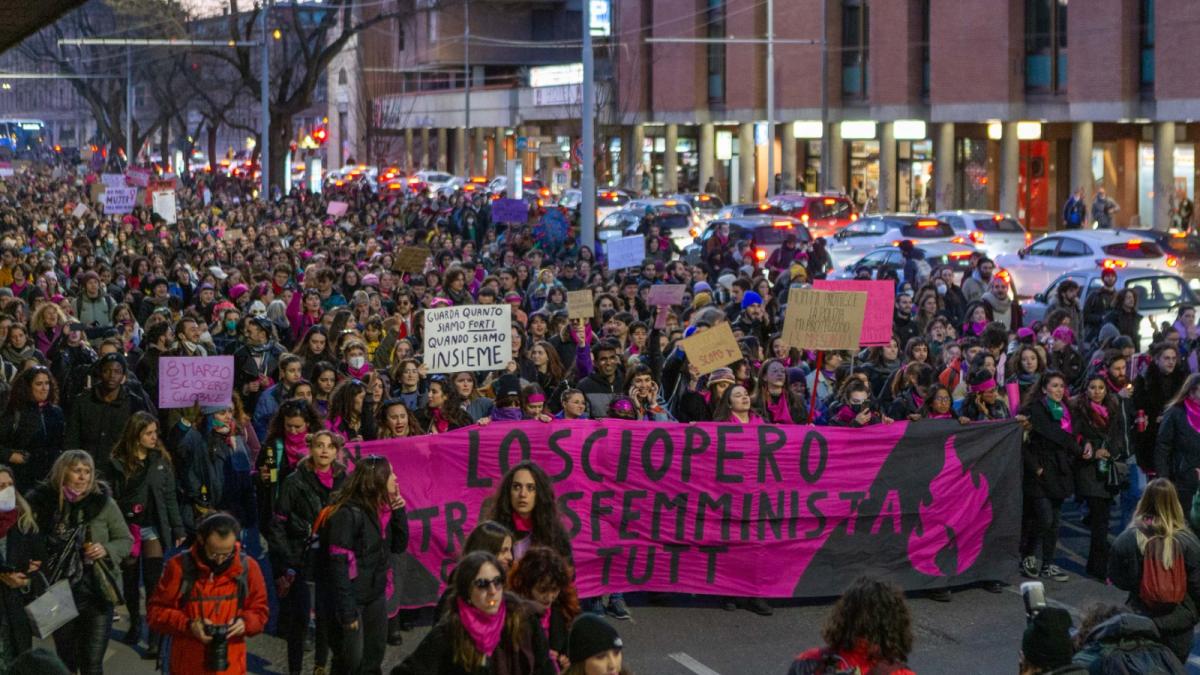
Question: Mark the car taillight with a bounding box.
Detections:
[916,219,939,228]
[800,213,810,223]
[1167,255,1179,268]
[1098,259,1128,270]
[689,226,700,237]
[849,213,859,222]
[1024,231,1032,246]
[950,237,966,244]
[754,249,767,261]
[970,231,985,245]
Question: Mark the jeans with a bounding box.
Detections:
[1025,497,1063,567]
[282,580,329,675]
[329,595,387,675]
[52,591,113,675]
[1084,496,1113,578]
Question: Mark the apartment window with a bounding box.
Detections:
[396,21,406,52]
[1139,0,1154,90]
[841,0,869,98]
[1025,0,1067,93]
[705,0,726,104]
[919,0,930,96]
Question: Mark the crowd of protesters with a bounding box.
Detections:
[0,155,1198,674]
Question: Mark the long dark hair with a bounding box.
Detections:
[446,551,529,670]
[1022,369,1067,410]
[487,461,571,560]
[263,398,324,448]
[329,378,368,426]
[375,398,426,437]
[821,576,912,663]
[329,454,393,516]
[111,410,168,475]
[6,364,58,413]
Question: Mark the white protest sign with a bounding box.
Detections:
[126,166,151,187]
[71,203,89,218]
[423,304,512,374]
[100,173,127,188]
[608,234,645,270]
[152,190,177,224]
[103,187,138,215]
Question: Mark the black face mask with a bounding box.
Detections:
[848,401,867,414]
[204,553,235,575]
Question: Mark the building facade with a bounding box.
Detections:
[365,0,1198,231]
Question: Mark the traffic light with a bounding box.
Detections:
[313,127,328,145]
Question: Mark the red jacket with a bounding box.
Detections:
[147,543,270,675]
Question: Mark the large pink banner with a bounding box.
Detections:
[355,418,1020,602]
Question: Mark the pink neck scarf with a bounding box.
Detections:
[457,597,506,657]
[1185,398,1200,435]
[765,391,793,424]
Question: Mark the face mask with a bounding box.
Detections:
[0,486,15,512]
[935,282,947,295]
[348,356,366,369]
[225,320,238,332]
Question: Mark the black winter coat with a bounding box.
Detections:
[1108,526,1200,662]
[1023,399,1081,500]
[64,385,156,460]
[1069,396,1127,500]
[1132,363,1188,470]
[99,448,185,544]
[265,461,345,579]
[317,501,409,626]
[1103,307,1142,347]
[391,595,556,675]
[0,403,65,492]
[0,523,47,656]
[1153,405,1200,499]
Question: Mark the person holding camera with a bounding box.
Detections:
[148,512,269,675]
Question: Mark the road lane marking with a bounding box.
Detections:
[669,652,723,675]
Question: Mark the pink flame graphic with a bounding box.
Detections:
[907,435,992,576]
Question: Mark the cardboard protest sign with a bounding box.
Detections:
[71,203,88,218]
[392,246,431,274]
[225,228,246,242]
[357,418,1022,603]
[423,305,512,374]
[607,234,645,270]
[647,284,686,306]
[782,288,868,351]
[152,190,176,224]
[567,290,594,319]
[102,187,138,215]
[814,279,895,346]
[491,198,528,224]
[100,173,126,188]
[679,321,741,374]
[157,356,234,409]
[327,201,349,217]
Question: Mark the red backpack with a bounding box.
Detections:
[1139,535,1187,612]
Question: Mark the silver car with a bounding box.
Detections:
[935,210,1031,260]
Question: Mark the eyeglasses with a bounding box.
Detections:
[473,575,504,591]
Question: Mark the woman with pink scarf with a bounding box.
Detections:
[1153,372,1200,528]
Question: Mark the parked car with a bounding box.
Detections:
[1021,268,1197,350]
[994,230,1176,298]
[770,193,858,239]
[682,216,812,268]
[935,210,1032,260]
[597,210,643,250]
[1125,228,1200,288]
[623,198,700,250]
[414,170,457,194]
[715,202,783,219]
[826,214,964,268]
[669,193,725,224]
[828,242,977,280]
[596,189,632,221]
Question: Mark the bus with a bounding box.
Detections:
[0,119,47,158]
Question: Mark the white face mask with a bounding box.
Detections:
[0,486,15,512]
[348,356,366,369]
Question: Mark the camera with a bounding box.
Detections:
[204,623,230,671]
[1021,581,1046,619]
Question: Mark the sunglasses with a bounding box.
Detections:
[473,575,504,591]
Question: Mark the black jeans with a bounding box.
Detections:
[282,580,329,674]
[1084,496,1113,578]
[53,591,112,675]
[1029,497,1063,568]
[329,595,387,675]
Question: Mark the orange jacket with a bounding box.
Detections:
[147,543,269,675]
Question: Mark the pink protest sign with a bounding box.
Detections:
[352,418,1021,605]
[327,201,349,217]
[814,279,895,346]
[157,356,235,409]
[647,284,687,306]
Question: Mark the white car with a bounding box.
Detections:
[994,230,1177,298]
[935,210,1031,260]
[826,214,965,268]
[414,170,456,193]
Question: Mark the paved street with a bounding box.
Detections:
[52,559,1132,674]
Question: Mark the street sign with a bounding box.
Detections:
[516,136,528,152]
